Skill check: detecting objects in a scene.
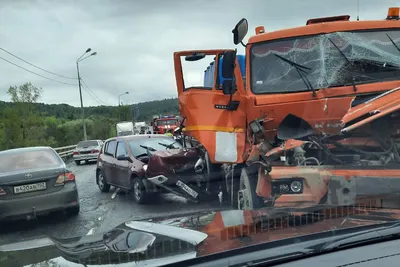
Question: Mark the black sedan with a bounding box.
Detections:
[0,146,80,221]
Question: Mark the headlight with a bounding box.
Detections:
[143,164,148,171]
[271,179,303,195]
[290,181,302,193]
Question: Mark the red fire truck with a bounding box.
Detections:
[151,115,180,134]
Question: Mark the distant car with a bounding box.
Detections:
[0,146,80,221]
[73,140,103,165]
[95,135,182,203]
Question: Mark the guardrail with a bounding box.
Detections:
[54,145,76,159]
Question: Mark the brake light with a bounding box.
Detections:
[92,150,99,154]
[54,172,76,186]
[73,151,79,155]
[0,187,6,196]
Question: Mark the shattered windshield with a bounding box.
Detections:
[251,29,400,94]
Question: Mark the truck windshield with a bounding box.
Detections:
[250,29,400,94]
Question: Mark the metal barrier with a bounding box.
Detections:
[54,145,77,159]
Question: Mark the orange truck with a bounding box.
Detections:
[173,7,400,209]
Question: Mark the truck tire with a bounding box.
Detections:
[237,165,264,210]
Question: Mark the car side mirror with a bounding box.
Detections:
[117,155,131,162]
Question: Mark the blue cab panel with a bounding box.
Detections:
[203,55,245,87]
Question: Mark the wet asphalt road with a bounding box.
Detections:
[0,161,226,245]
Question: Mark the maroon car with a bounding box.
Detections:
[95,135,183,204]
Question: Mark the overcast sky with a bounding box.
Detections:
[0,0,398,107]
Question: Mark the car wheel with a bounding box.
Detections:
[67,205,80,216]
[85,160,89,164]
[75,160,81,165]
[132,177,147,204]
[97,171,110,193]
[237,166,264,210]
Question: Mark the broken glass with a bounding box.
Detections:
[250,29,400,94]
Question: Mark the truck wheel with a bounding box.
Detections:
[237,166,264,210]
[97,171,110,193]
[132,177,148,204]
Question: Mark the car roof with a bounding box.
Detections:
[0,146,53,155]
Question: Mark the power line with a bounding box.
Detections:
[0,55,77,86]
[0,46,77,80]
[80,78,107,105]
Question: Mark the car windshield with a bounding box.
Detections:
[0,149,61,173]
[251,29,400,94]
[77,140,98,147]
[128,137,182,157]
[156,119,177,126]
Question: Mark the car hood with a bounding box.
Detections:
[2,206,400,267]
[146,148,199,177]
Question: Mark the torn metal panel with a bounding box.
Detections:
[341,86,400,133]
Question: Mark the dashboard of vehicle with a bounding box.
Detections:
[276,238,400,267]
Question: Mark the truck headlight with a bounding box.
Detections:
[271,179,303,195]
[290,181,302,193]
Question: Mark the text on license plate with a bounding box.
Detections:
[14,182,47,194]
[176,180,198,198]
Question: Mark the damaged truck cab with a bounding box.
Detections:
[174,7,400,210]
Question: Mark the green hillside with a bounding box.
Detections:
[0,82,179,150]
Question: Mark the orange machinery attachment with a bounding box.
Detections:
[173,7,400,210]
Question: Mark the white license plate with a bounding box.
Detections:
[176,180,198,199]
[14,182,47,194]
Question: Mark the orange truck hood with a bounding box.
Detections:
[341,86,400,133]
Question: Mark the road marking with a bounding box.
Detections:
[86,228,95,235]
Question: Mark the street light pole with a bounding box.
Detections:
[76,48,97,141]
[76,62,87,141]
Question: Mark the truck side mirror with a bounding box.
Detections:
[222,80,236,95]
[221,50,236,79]
[232,18,248,45]
[221,51,237,95]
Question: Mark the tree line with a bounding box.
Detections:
[0,82,179,150]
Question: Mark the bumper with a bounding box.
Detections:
[73,154,98,161]
[0,182,79,221]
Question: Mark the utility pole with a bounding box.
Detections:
[76,48,97,141]
[118,92,129,121]
[76,62,87,141]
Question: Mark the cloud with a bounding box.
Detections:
[0,0,398,107]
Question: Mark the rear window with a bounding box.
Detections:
[0,149,62,173]
[77,140,99,147]
[128,137,182,157]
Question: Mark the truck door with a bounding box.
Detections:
[174,50,247,164]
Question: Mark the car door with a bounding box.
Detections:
[103,139,117,184]
[114,140,131,189]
